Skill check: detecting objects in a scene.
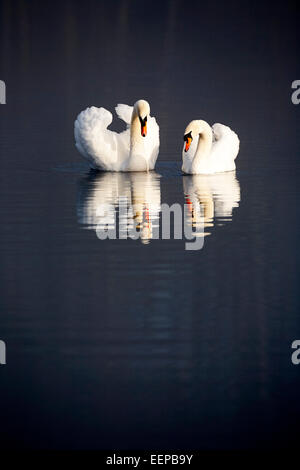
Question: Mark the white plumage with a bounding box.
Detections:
[182,120,239,174]
[74,99,160,172]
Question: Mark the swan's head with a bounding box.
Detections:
[183,120,206,152]
[134,99,150,137]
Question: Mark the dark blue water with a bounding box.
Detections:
[0,0,300,450]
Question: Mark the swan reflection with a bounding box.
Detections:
[183,171,240,236]
[77,171,161,243]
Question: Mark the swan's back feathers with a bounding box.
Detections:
[212,123,239,159]
[210,123,239,172]
[75,106,112,132]
[74,106,119,170]
[115,104,133,126]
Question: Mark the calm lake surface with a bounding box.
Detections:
[0,0,300,450]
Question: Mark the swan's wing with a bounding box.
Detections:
[115,104,133,126]
[74,106,119,170]
[211,123,240,171]
[212,123,239,158]
[146,115,160,170]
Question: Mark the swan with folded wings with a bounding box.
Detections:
[74,99,159,172]
[182,120,239,174]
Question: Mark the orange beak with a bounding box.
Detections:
[141,122,147,137]
[185,137,192,152]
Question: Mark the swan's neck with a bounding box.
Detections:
[130,109,141,150]
[192,125,213,173]
[128,109,148,171]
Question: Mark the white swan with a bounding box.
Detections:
[182,120,239,174]
[74,99,160,172]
